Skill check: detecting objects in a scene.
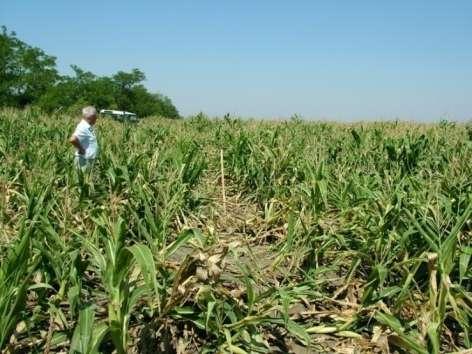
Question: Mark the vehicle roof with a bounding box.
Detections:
[100,109,136,116]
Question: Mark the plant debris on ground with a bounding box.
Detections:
[0,109,471,353]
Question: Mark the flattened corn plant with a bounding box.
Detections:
[0,109,471,353]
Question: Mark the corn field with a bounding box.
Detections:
[0,109,471,353]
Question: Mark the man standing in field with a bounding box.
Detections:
[69,106,99,171]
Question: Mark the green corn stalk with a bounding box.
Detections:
[82,216,159,353]
[69,306,108,354]
[0,220,36,349]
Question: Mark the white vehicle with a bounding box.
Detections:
[100,109,138,122]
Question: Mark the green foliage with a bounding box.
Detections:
[0,27,179,118]
[69,306,108,354]
[37,65,180,118]
[1,111,471,352]
[0,221,35,349]
[0,26,58,107]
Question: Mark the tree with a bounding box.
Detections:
[112,69,146,112]
[152,93,180,119]
[38,68,118,113]
[1,26,180,118]
[0,26,58,107]
[113,69,146,90]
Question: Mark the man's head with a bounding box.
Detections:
[82,106,98,125]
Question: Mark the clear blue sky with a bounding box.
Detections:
[2,1,471,120]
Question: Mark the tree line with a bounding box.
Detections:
[0,26,180,118]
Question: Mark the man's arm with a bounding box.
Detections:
[69,135,85,155]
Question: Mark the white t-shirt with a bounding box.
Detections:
[73,119,98,159]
